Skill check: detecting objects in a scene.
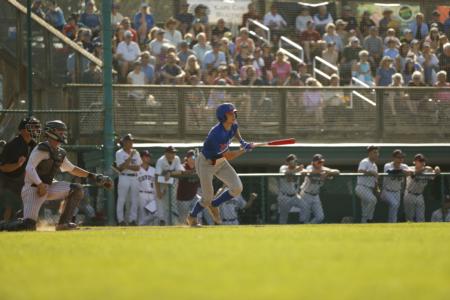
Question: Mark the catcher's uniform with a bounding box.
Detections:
[404,171,435,222]
[137,165,158,225]
[381,162,409,223]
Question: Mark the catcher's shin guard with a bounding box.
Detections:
[0,218,36,231]
[58,183,84,225]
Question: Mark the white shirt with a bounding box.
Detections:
[148,39,167,56]
[193,43,212,64]
[25,146,75,185]
[296,15,313,33]
[155,155,184,185]
[137,165,156,193]
[405,169,434,194]
[116,40,141,62]
[382,162,409,192]
[111,12,124,26]
[127,70,146,85]
[115,149,142,175]
[263,13,287,30]
[431,209,450,222]
[357,158,378,188]
[220,195,247,220]
[164,30,183,48]
[301,165,325,195]
[279,165,299,195]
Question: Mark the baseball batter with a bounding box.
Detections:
[278,154,305,224]
[116,133,142,226]
[186,103,254,226]
[0,120,112,231]
[381,149,411,223]
[404,154,440,222]
[137,150,158,226]
[300,154,339,224]
[355,146,379,223]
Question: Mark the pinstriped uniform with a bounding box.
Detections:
[380,162,409,223]
[355,158,378,223]
[404,171,434,222]
[300,166,325,224]
[277,165,305,224]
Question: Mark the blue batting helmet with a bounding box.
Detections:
[216,103,237,122]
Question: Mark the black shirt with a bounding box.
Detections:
[0,135,36,178]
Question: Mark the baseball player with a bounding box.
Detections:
[380,149,411,223]
[404,154,440,222]
[278,154,305,224]
[176,149,201,224]
[115,133,142,226]
[136,150,158,226]
[355,145,379,223]
[0,117,41,221]
[300,154,340,224]
[186,103,254,226]
[0,120,112,231]
[430,195,450,222]
[155,146,185,225]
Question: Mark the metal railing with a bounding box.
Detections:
[313,56,339,81]
[279,36,304,62]
[60,84,450,143]
[351,77,376,107]
[247,18,271,45]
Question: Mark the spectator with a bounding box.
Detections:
[406,71,427,113]
[228,63,240,83]
[31,0,45,19]
[320,41,339,75]
[140,51,155,84]
[175,2,194,35]
[424,27,440,51]
[120,17,138,42]
[312,5,333,35]
[409,39,421,58]
[298,62,312,85]
[379,9,399,37]
[409,13,429,41]
[341,5,358,32]
[271,50,292,86]
[193,32,211,66]
[352,50,374,86]
[78,29,94,52]
[363,26,384,70]
[220,37,234,66]
[304,78,324,124]
[383,38,399,60]
[164,18,183,49]
[386,73,410,116]
[177,41,195,68]
[115,30,141,80]
[402,58,422,85]
[127,61,147,99]
[223,32,236,55]
[359,11,376,37]
[63,15,79,40]
[401,28,414,44]
[45,1,65,31]
[445,11,450,37]
[323,74,345,126]
[184,54,201,79]
[263,4,287,31]
[384,28,401,47]
[242,3,260,28]
[438,43,450,82]
[235,28,255,56]
[202,42,226,71]
[111,3,124,29]
[417,43,439,85]
[296,7,313,34]
[300,21,321,64]
[252,47,265,78]
[434,71,450,103]
[375,56,396,86]
[261,44,274,83]
[134,3,154,45]
[214,65,234,85]
[211,19,229,41]
[241,66,264,86]
[396,42,411,73]
[81,61,102,83]
[148,28,168,57]
[80,0,101,31]
[323,23,344,52]
[193,4,209,25]
[341,37,363,83]
[429,10,445,34]
[161,52,185,84]
[437,35,449,57]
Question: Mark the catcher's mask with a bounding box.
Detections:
[44,120,68,144]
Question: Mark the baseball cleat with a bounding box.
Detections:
[55,222,79,231]
[207,206,222,225]
[186,215,200,226]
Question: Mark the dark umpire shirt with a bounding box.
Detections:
[0,135,36,179]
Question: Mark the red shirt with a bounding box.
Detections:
[176,163,200,201]
[300,30,321,42]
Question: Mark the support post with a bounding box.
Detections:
[26,0,32,116]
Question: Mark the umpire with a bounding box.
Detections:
[0,117,41,221]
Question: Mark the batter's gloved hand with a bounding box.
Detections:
[242,142,254,153]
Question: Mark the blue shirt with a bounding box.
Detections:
[202,123,238,160]
[142,64,155,82]
[80,12,101,29]
[133,12,154,31]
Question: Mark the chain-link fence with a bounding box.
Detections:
[152,172,449,226]
[65,84,450,143]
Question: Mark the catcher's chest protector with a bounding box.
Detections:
[36,142,66,184]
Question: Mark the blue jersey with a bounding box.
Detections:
[202,123,238,160]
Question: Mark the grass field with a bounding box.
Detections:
[1,224,450,300]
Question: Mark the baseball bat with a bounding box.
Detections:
[254,138,296,147]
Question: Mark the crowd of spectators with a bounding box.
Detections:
[31,0,450,89]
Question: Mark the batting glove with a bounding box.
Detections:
[243,142,254,152]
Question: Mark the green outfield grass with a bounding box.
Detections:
[1,224,449,300]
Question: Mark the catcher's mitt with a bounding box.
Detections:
[91,174,114,190]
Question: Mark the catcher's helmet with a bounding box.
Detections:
[216,103,237,123]
[18,116,41,140]
[44,120,68,144]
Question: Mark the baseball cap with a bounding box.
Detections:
[367,145,379,152]
[312,154,325,162]
[286,154,298,162]
[186,149,196,158]
[140,150,151,157]
[165,146,178,153]
[121,133,134,141]
[392,149,405,158]
[414,154,426,162]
